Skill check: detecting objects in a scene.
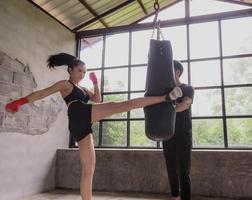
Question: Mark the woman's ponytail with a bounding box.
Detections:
[47,53,77,69]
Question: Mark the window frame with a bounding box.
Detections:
[72,1,252,150]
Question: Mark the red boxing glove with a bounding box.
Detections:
[89,72,98,85]
[5,97,29,113]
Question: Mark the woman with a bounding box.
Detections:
[5,53,182,200]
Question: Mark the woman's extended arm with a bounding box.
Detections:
[5,80,66,112]
[26,80,66,102]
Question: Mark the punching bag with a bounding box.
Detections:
[144,39,176,141]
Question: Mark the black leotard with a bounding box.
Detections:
[64,80,89,104]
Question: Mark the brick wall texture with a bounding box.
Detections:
[0,50,62,135]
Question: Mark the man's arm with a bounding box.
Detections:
[176,97,193,112]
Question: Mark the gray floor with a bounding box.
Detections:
[18,190,235,200]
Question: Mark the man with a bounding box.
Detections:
[163,60,194,200]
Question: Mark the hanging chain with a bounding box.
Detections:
[153,0,160,26]
[154,0,160,12]
[151,0,164,40]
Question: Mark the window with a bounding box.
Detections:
[102,121,127,147]
[225,87,252,116]
[190,60,221,87]
[105,33,129,67]
[104,68,128,92]
[130,67,147,91]
[77,1,252,149]
[190,22,220,59]
[227,118,252,147]
[192,89,222,117]
[223,57,252,85]
[222,17,252,56]
[131,30,152,65]
[80,36,103,69]
[130,120,156,147]
[192,119,224,148]
[190,0,250,16]
[162,26,187,60]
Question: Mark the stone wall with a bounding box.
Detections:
[56,149,252,199]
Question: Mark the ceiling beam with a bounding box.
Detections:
[216,0,252,7]
[76,8,252,38]
[78,0,108,28]
[136,0,148,15]
[73,0,135,32]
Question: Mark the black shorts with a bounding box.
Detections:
[67,101,93,142]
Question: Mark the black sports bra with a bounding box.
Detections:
[64,80,90,104]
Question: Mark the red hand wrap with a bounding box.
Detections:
[5,97,29,113]
[89,72,98,85]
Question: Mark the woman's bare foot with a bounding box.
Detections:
[166,86,183,101]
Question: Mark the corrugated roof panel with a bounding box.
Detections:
[144,0,178,13]
[29,0,252,32]
[102,0,177,28]
[86,0,128,15]
[105,4,145,26]
[35,0,69,12]
[32,0,93,29]
[81,20,105,31]
[104,2,141,25]
[50,1,86,18]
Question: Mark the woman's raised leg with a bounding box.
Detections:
[91,95,166,123]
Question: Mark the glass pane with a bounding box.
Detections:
[104,68,128,92]
[105,33,129,67]
[225,87,252,116]
[92,122,99,147]
[80,70,101,91]
[190,22,219,59]
[162,25,187,60]
[190,0,250,17]
[192,119,224,148]
[223,57,252,85]
[80,36,103,69]
[131,66,147,91]
[139,1,185,23]
[131,30,152,65]
[180,62,188,85]
[192,89,222,117]
[102,121,127,147]
[227,118,252,147]
[130,121,156,147]
[130,93,144,119]
[222,17,252,56]
[190,60,221,86]
[103,94,128,119]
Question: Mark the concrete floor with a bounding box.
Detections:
[18,190,235,200]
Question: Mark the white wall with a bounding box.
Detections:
[0,0,75,199]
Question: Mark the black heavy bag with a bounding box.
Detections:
[144,39,176,141]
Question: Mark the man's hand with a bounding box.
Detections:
[175,97,192,112]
